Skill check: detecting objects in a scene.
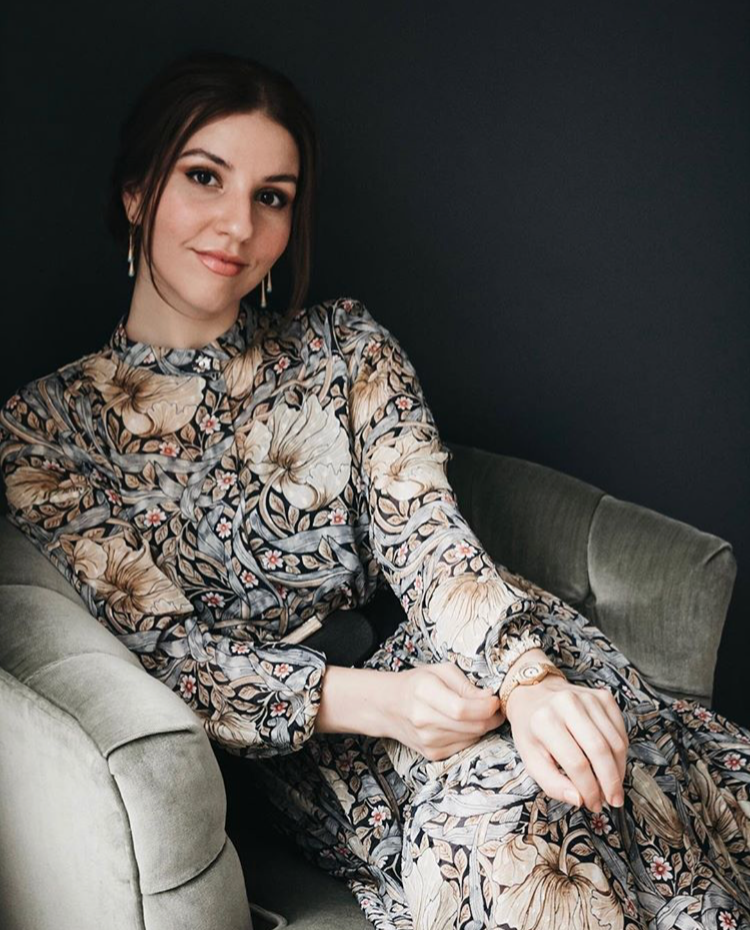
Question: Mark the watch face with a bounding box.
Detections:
[519,664,545,682]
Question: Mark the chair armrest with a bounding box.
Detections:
[0,524,253,930]
[445,443,736,705]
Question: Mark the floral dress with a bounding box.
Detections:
[0,296,748,930]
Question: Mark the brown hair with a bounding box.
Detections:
[105,49,319,319]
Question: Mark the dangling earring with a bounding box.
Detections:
[127,223,136,278]
[260,267,273,308]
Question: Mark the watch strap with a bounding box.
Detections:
[498,661,565,718]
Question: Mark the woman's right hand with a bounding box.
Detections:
[385,662,506,761]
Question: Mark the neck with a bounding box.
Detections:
[125,277,240,350]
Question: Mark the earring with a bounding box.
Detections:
[260,267,273,308]
[127,223,136,278]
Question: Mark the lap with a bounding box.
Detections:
[247,569,750,928]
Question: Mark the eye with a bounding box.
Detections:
[257,189,290,209]
[185,167,219,187]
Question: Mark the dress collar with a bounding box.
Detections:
[107,299,256,377]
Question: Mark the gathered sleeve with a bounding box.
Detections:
[0,374,326,760]
[333,297,561,694]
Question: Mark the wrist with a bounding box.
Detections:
[315,665,400,738]
[505,672,568,723]
[503,647,549,681]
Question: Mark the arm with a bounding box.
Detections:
[0,379,326,760]
[334,298,562,696]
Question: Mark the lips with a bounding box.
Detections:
[194,250,246,277]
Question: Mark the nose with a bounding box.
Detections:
[216,189,254,242]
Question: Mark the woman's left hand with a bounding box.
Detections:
[505,675,630,812]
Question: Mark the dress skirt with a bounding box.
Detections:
[243,566,750,930]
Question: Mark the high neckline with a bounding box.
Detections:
[107,299,256,377]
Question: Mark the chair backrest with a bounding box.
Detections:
[445,442,736,706]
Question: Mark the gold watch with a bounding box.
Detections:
[498,661,566,718]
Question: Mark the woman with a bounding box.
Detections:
[0,50,748,930]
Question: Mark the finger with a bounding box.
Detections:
[564,704,624,810]
[594,687,631,749]
[423,682,504,733]
[433,663,502,704]
[586,694,629,786]
[543,718,605,811]
[426,669,501,723]
[519,740,584,807]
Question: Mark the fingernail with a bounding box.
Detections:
[564,789,581,807]
[612,792,624,807]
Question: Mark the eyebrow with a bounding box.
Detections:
[178,147,298,184]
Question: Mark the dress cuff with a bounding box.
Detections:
[481,596,562,692]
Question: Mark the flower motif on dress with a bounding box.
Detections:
[590,811,612,836]
[490,832,624,930]
[629,762,685,847]
[71,534,194,621]
[430,570,520,656]
[270,700,288,717]
[368,805,391,837]
[262,549,284,571]
[724,753,744,771]
[242,394,351,510]
[216,470,237,491]
[366,431,452,502]
[179,673,197,700]
[201,592,225,608]
[216,517,233,539]
[4,464,89,512]
[688,756,750,851]
[403,845,460,930]
[143,507,166,527]
[447,541,477,562]
[649,855,673,882]
[230,641,251,655]
[159,440,179,457]
[83,356,205,437]
[199,413,220,434]
[274,355,291,374]
[329,507,347,525]
[719,911,739,930]
[349,356,394,430]
[222,343,263,398]
[240,569,258,587]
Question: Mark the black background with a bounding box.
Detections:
[1,1,747,726]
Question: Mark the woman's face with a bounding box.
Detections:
[123,110,299,322]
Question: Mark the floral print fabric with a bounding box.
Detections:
[249,577,750,929]
[0,296,551,758]
[1,296,749,928]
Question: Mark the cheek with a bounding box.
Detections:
[151,189,200,252]
[260,213,294,259]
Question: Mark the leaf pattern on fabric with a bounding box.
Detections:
[2,295,749,928]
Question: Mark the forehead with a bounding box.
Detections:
[182,111,299,172]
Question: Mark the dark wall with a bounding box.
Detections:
[1,1,747,725]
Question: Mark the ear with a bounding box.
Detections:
[122,186,143,226]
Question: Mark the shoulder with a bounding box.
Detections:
[312,296,401,356]
[0,346,104,445]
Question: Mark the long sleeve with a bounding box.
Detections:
[334,297,561,694]
[0,374,326,760]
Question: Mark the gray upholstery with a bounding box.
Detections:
[0,442,736,928]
